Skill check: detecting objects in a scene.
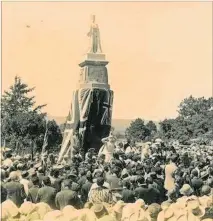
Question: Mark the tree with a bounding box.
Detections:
[1,76,62,153]
[146,121,157,133]
[1,76,45,117]
[125,118,150,141]
[160,96,213,144]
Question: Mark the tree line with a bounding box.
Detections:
[2,77,212,154]
[126,96,213,145]
[1,76,62,154]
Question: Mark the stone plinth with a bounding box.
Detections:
[78,53,109,89]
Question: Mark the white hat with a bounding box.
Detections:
[180,184,193,196]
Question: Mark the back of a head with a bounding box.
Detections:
[191,169,198,177]
[123,180,131,189]
[9,171,20,182]
[53,170,59,178]
[137,176,145,185]
[42,176,51,186]
[201,185,211,196]
[62,179,72,189]
[97,177,105,187]
[31,176,40,186]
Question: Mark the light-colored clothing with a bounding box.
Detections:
[125,146,136,154]
[20,178,30,196]
[164,162,177,192]
[3,158,13,167]
[99,143,115,163]
[141,144,151,160]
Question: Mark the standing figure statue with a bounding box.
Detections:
[87,15,102,53]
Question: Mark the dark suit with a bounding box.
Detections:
[191,177,203,196]
[36,186,57,209]
[5,181,26,207]
[0,182,7,203]
[134,186,150,204]
[27,185,39,203]
[52,178,63,193]
[55,189,82,210]
[81,181,92,203]
[121,188,135,203]
[78,176,87,188]
[135,185,160,205]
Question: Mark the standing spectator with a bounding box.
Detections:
[20,171,30,196]
[121,180,135,203]
[164,156,177,194]
[4,171,26,207]
[36,176,57,209]
[55,179,82,210]
[27,176,40,203]
[81,171,93,204]
[89,177,113,204]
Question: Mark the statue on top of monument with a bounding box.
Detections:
[87,15,103,54]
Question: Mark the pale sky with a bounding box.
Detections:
[2,2,212,121]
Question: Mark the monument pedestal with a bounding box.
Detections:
[78,53,110,90]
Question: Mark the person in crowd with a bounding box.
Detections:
[27,175,40,203]
[36,176,57,209]
[20,170,30,196]
[1,137,213,221]
[55,179,82,210]
[88,177,113,204]
[121,180,135,203]
[4,171,26,207]
[99,134,116,163]
[164,155,178,194]
[81,171,93,204]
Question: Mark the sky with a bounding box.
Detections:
[2,2,212,121]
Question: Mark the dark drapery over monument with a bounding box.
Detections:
[58,15,114,163]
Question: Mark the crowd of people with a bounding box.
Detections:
[1,136,213,221]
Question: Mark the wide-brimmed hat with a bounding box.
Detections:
[62,205,77,216]
[91,203,105,214]
[164,208,174,218]
[201,185,211,196]
[43,210,63,221]
[180,184,193,196]
[19,202,37,215]
[67,172,77,178]
[135,199,146,209]
[113,200,126,214]
[187,200,205,218]
[35,202,52,219]
[1,200,19,218]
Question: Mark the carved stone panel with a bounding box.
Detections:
[87,66,108,84]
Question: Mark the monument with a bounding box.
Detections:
[57,15,114,163]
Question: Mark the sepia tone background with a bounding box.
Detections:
[2,2,212,122]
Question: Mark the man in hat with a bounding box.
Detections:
[55,179,82,210]
[5,171,26,207]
